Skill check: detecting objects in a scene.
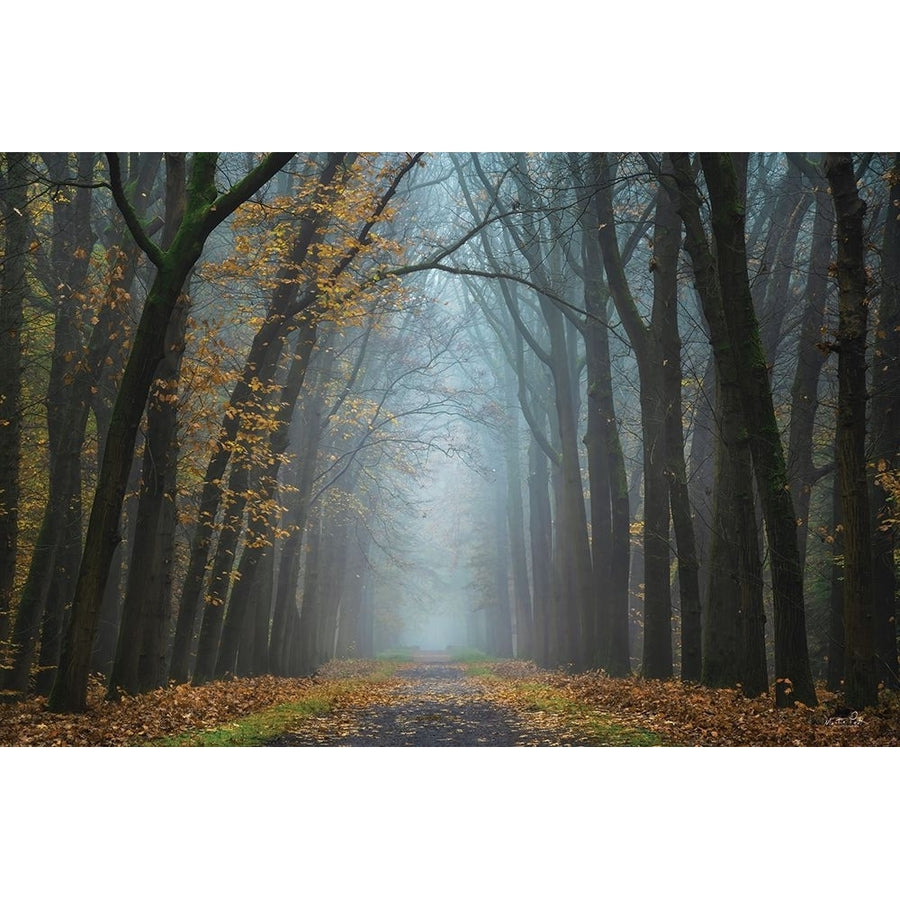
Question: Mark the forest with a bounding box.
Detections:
[0,149,897,744]
[5,9,895,899]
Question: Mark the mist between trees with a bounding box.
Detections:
[0,151,897,714]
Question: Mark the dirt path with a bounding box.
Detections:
[266,660,600,747]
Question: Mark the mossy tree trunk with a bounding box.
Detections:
[108,155,188,698]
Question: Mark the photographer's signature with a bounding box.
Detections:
[824,710,863,727]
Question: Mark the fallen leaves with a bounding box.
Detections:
[524,669,900,747]
[3,659,899,746]
[0,665,396,747]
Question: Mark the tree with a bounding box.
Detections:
[48,152,293,712]
[3,153,152,699]
[107,154,187,697]
[593,153,701,681]
[784,155,835,571]
[570,157,631,676]
[870,154,900,690]
[210,316,318,680]
[0,153,29,651]
[824,152,878,710]
[663,153,768,699]
[698,153,817,708]
[169,153,347,684]
[465,153,594,668]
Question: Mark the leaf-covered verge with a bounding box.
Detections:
[0,659,399,747]
[470,661,900,746]
[3,657,899,746]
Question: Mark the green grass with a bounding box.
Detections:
[460,662,496,677]
[148,665,399,747]
[150,696,335,747]
[490,680,664,747]
[143,658,662,748]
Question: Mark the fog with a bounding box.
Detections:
[4,151,897,712]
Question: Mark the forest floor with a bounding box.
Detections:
[265,655,661,747]
[2,656,899,747]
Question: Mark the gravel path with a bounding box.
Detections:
[266,661,597,747]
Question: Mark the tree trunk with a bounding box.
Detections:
[539,303,591,669]
[3,153,101,694]
[703,370,767,695]
[87,480,140,684]
[687,352,716,625]
[214,319,318,678]
[269,336,335,673]
[106,155,188,697]
[0,153,29,653]
[192,451,252,685]
[480,154,593,669]
[755,163,813,364]
[699,152,816,707]
[358,571,375,658]
[824,152,878,710]
[4,274,135,698]
[869,154,900,690]
[297,508,324,676]
[594,154,674,679]
[491,458,514,658]
[578,189,630,676]
[826,473,845,691]
[251,542,277,674]
[318,518,349,666]
[786,173,834,570]
[335,524,370,658]
[528,437,552,667]
[502,369,532,659]
[108,295,190,696]
[269,517,305,675]
[655,157,702,681]
[665,153,770,697]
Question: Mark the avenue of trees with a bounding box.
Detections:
[0,151,897,713]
